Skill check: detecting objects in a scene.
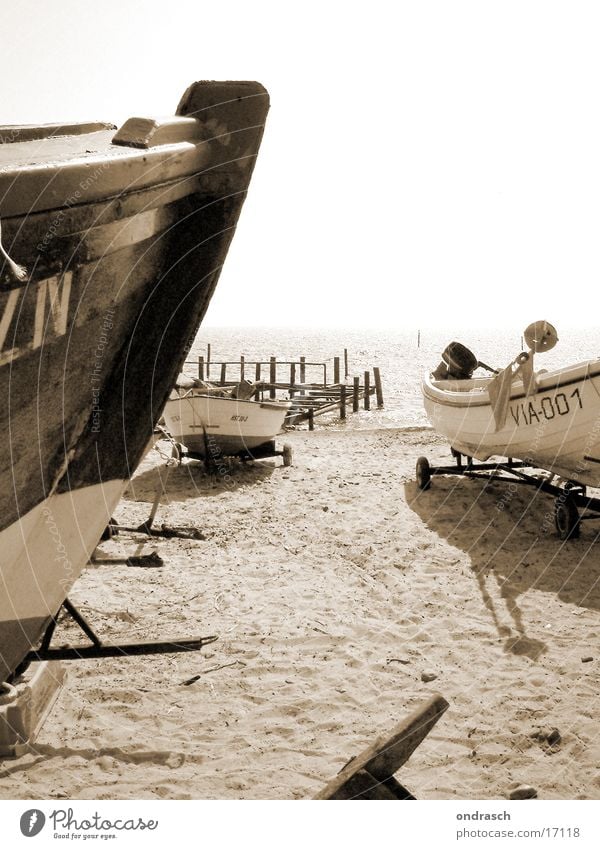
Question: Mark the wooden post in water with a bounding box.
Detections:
[240,355,245,381]
[417,330,420,348]
[344,348,349,378]
[290,362,296,397]
[308,407,314,431]
[364,371,371,410]
[207,343,211,378]
[353,376,360,412]
[374,367,384,407]
[270,356,276,399]
[254,362,261,400]
[334,357,340,384]
[220,363,227,386]
[340,384,347,419]
[198,356,205,381]
[300,356,306,384]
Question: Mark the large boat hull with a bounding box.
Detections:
[0,82,269,681]
[163,392,290,457]
[422,360,600,486]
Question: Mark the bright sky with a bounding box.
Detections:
[3,1,600,328]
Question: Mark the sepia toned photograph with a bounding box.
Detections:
[0,0,598,838]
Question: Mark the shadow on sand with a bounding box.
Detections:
[405,474,600,660]
[125,456,280,504]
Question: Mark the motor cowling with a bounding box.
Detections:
[433,341,478,380]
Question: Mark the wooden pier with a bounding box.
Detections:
[185,348,384,429]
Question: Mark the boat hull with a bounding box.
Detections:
[422,360,600,486]
[0,81,269,681]
[163,393,290,457]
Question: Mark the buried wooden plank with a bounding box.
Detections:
[315,693,449,800]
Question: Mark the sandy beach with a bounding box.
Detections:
[1,425,598,800]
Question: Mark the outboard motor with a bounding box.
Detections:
[433,341,478,380]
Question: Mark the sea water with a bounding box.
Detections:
[190,325,600,430]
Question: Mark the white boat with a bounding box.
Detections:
[421,321,600,488]
[422,359,600,487]
[163,378,292,462]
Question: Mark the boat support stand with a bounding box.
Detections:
[416,449,600,540]
[10,598,217,682]
[102,457,205,541]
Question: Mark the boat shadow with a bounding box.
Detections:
[405,475,600,659]
[126,456,280,504]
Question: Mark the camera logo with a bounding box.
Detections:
[19,810,46,837]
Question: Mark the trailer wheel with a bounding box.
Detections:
[282,443,293,467]
[554,494,580,540]
[416,456,431,490]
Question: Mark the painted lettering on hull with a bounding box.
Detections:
[0,272,73,365]
[508,388,583,427]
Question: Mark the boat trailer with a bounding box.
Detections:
[9,598,217,683]
[415,449,600,540]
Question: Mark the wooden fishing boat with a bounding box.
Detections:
[0,81,269,682]
[422,359,600,485]
[163,378,292,463]
[418,322,600,538]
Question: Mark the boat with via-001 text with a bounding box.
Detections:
[0,81,269,683]
[417,321,600,539]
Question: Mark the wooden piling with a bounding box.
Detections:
[308,407,314,431]
[240,355,245,381]
[340,384,346,419]
[198,356,205,381]
[270,357,276,399]
[353,376,360,412]
[300,356,306,384]
[290,362,296,396]
[364,371,370,410]
[220,363,227,386]
[254,362,261,400]
[344,348,349,378]
[207,343,211,378]
[334,357,340,384]
[374,367,384,407]
[417,330,420,348]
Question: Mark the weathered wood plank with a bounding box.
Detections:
[315,694,449,800]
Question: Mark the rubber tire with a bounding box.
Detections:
[282,443,293,467]
[554,494,580,540]
[416,456,431,491]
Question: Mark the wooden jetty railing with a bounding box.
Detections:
[184,351,384,430]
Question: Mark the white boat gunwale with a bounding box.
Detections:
[422,359,600,409]
[172,388,291,413]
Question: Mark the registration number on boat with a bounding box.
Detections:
[230,415,248,422]
[509,387,583,427]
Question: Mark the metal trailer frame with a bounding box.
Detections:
[415,448,600,540]
[9,598,217,682]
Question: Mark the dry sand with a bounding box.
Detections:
[0,426,599,800]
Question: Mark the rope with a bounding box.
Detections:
[0,219,27,282]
